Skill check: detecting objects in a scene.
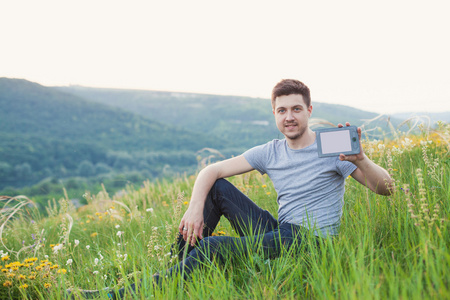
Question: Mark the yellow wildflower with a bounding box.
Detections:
[44,283,51,288]
[217,231,226,236]
[91,232,98,238]
[266,192,271,195]
[86,220,91,223]
[262,184,267,188]
[57,268,67,274]
[1,255,10,261]
[28,275,36,280]
[50,264,59,269]
[7,273,15,278]
[3,280,12,287]
[19,284,29,289]
[95,212,102,216]
[17,274,26,280]
[183,201,189,205]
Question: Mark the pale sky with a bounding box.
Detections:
[1,0,450,115]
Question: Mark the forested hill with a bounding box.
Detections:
[0,78,232,189]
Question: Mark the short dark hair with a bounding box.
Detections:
[271,79,311,108]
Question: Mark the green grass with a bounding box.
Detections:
[0,123,449,299]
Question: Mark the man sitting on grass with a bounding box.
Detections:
[70,79,393,299]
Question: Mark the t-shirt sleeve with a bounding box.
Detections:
[243,143,270,175]
[335,159,357,178]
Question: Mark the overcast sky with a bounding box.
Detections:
[1,0,449,115]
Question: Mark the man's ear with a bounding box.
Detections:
[272,110,275,115]
[308,105,313,117]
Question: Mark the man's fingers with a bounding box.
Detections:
[194,225,203,241]
[178,222,184,235]
[186,227,194,244]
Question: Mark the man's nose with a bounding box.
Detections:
[286,110,294,120]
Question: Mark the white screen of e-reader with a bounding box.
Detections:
[320,130,352,154]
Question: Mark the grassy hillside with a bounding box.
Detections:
[0,122,448,299]
[0,78,232,190]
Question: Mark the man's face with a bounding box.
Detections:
[273,94,312,141]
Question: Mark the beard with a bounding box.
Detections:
[284,126,308,141]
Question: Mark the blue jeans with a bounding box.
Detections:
[163,179,312,280]
[111,179,314,298]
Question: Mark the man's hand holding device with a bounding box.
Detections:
[316,122,364,163]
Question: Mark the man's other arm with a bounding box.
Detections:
[348,158,393,195]
[338,122,393,196]
[179,155,254,245]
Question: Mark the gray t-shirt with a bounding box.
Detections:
[243,138,357,237]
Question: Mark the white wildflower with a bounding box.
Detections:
[66,259,73,266]
[53,244,64,254]
[146,208,154,213]
[123,254,128,261]
[117,231,123,237]
[93,271,99,275]
[74,240,80,246]
[86,245,90,250]
[94,258,99,266]
[115,225,120,229]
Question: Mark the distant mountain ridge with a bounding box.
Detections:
[55,85,401,147]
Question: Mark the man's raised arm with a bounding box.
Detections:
[179,155,254,245]
[338,122,393,196]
